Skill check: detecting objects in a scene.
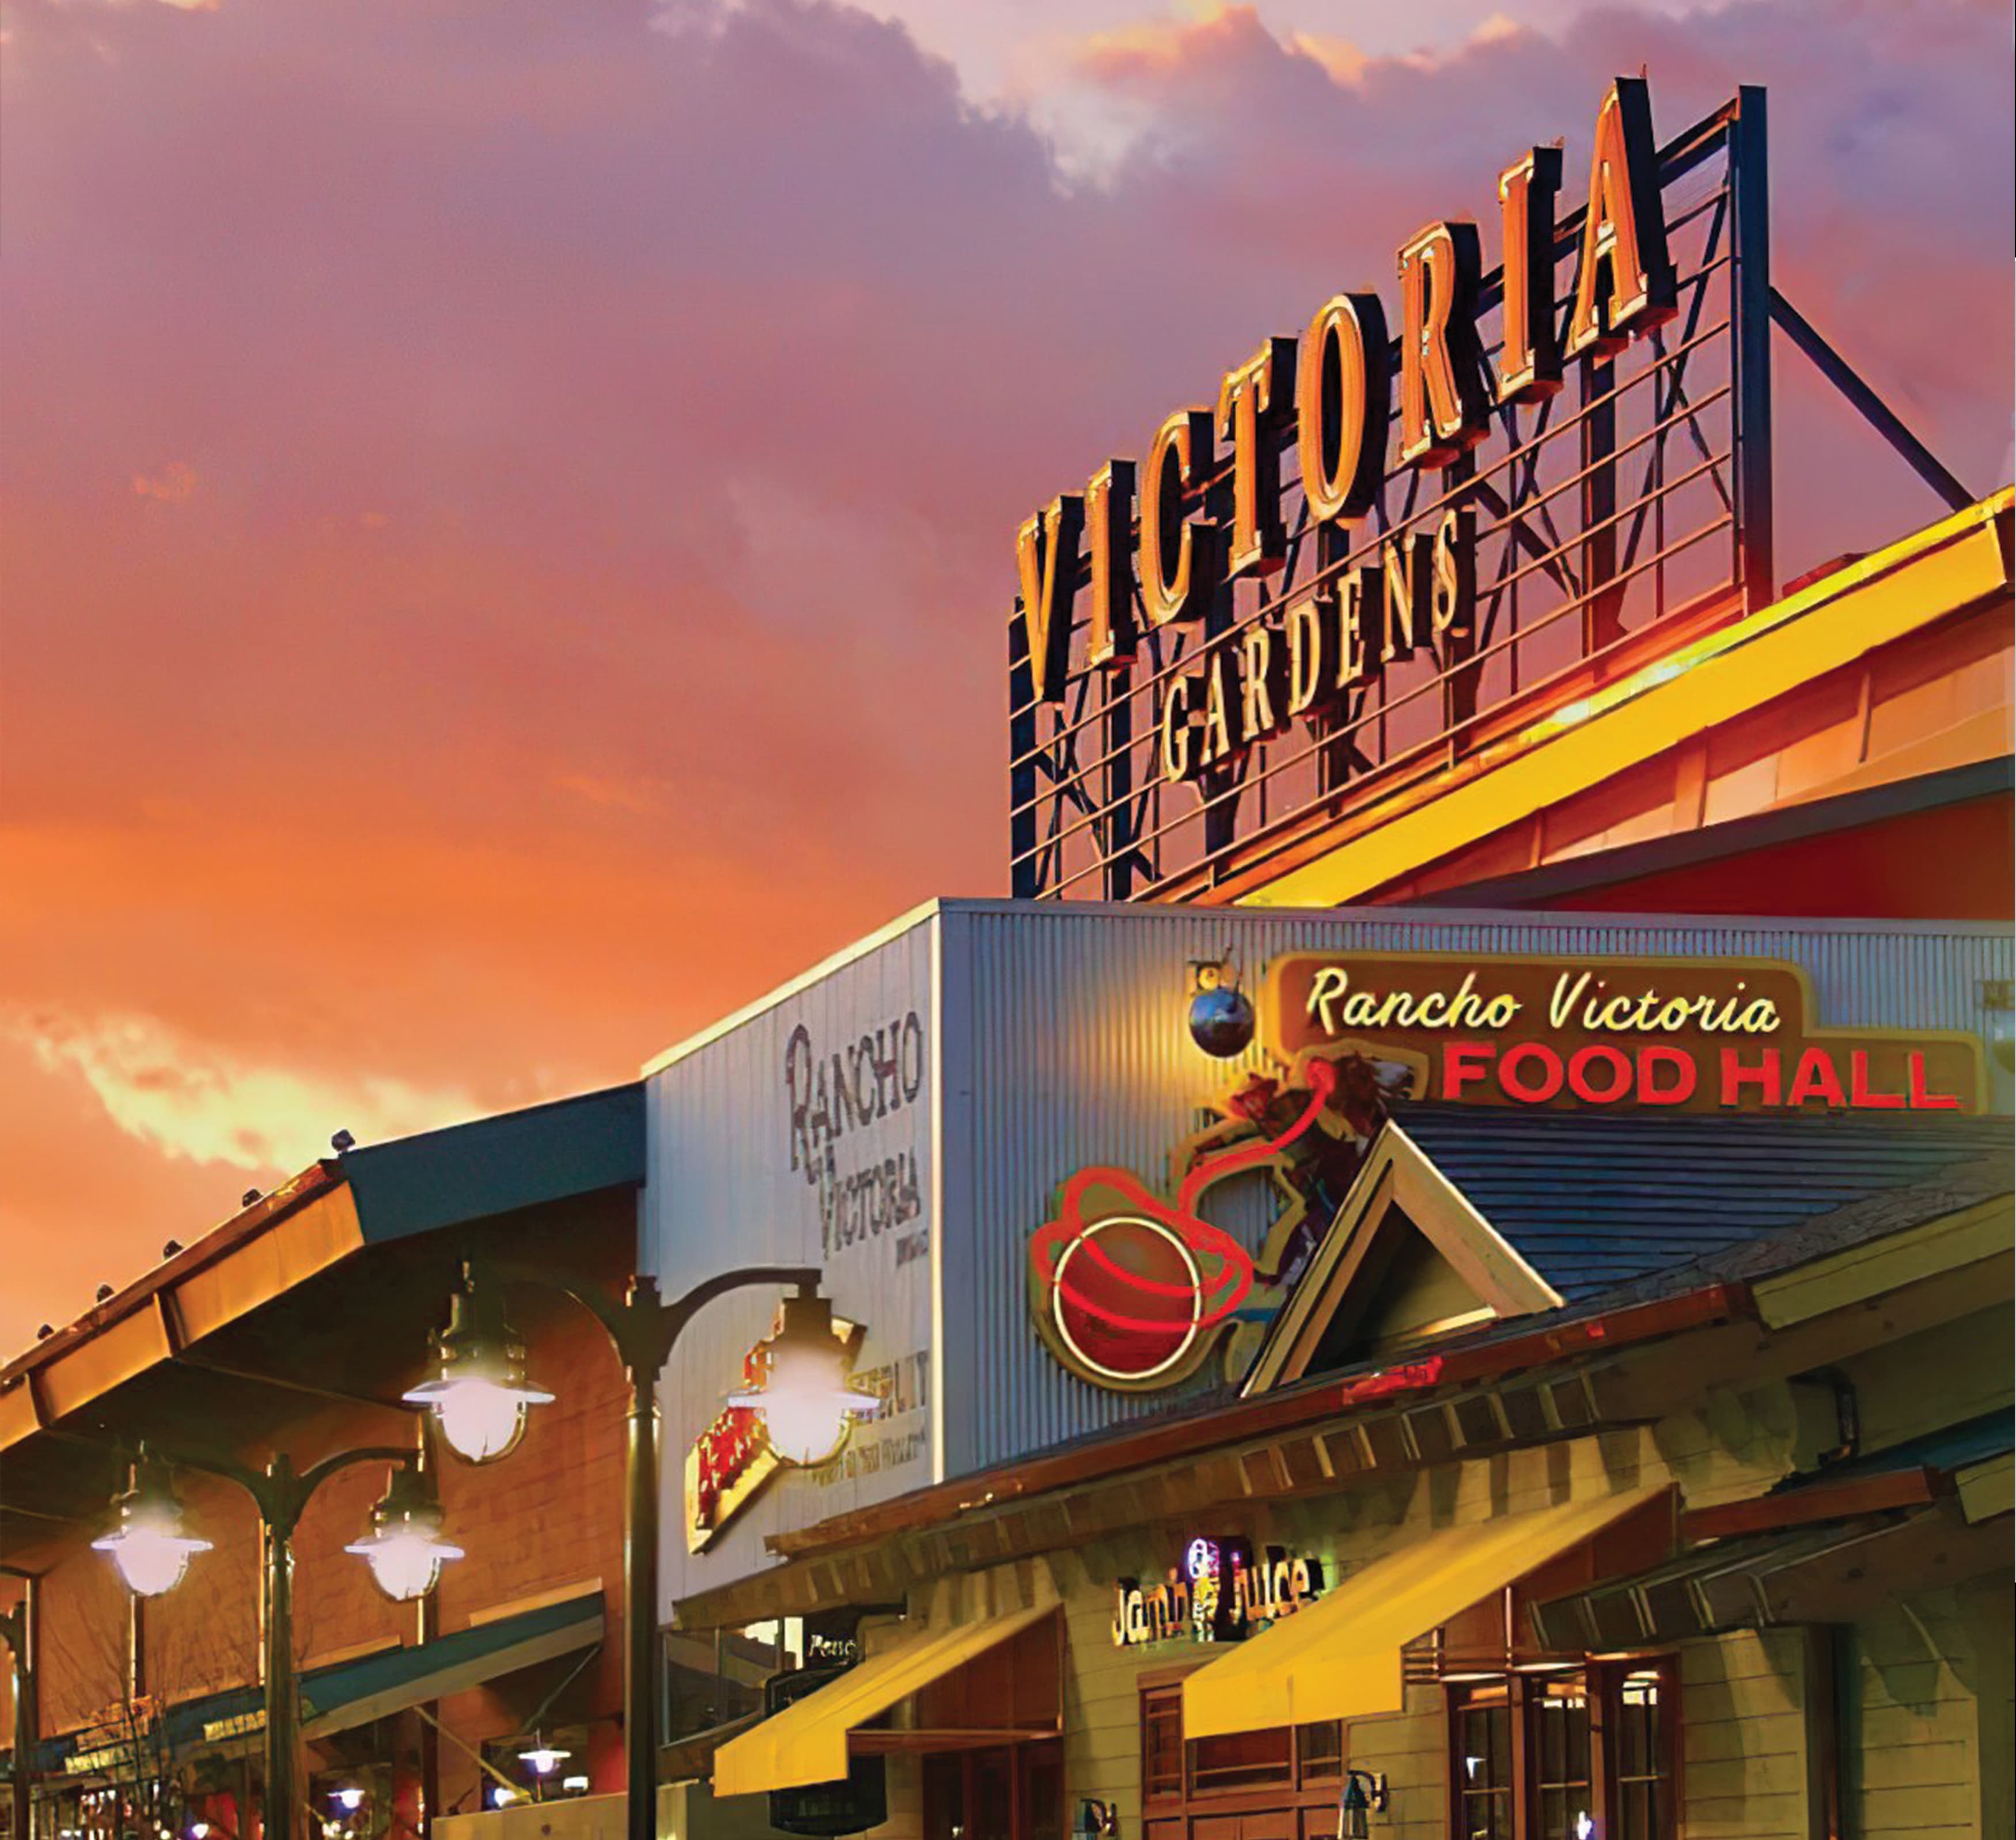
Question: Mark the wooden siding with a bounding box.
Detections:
[1848,1587,2010,1840]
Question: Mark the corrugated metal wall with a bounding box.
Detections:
[935,901,2014,1476]
[645,909,939,1611]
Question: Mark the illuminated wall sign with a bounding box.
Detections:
[1268,952,1983,1114]
[1111,1537,1325,1648]
[1009,78,1772,902]
[1027,1059,1368,1393]
[684,1312,868,1554]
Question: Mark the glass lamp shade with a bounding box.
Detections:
[729,1296,877,1467]
[517,1742,570,1776]
[93,1457,212,1597]
[404,1281,552,1463]
[403,1375,552,1464]
[344,1464,463,1602]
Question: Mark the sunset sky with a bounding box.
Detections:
[2,0,2010,1353]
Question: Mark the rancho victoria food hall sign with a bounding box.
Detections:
[1025,943,1984,1399]
[1269,951,1983,1114]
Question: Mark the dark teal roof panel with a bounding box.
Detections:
[344,1085,645,1243]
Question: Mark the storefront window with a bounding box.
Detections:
[922,1744,1061,1840]
[1142,1690,1184,1801]
[1452,1683,1514,1840]
[1606,1663,1676,1840]
[1445,1661,1677,1840]
[1529,1676,1591,1840]
[1138,1686,1346,1819]
[1296,1718,1344,1781]
[1189,1723,1293,1793]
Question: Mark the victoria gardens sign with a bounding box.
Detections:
[1009,78,1776,901]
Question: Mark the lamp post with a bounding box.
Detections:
[2,1568,39,1840]
[94,1443,461,1840]
[406,1264,873,1840]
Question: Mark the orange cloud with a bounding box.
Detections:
[3,1008,481,1172]
[131,461,199,503]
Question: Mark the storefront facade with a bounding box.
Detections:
[8,59,2013,1840]
[677,1065,2011,1838]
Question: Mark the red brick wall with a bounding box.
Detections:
[35,1539,128,1736]
[143,1472,260,1700]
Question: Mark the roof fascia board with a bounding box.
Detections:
[1411,754,2013,911]
[1,1180,366,1454]
[1956,1451,2013,1525]
[1243,488,2015,908]
[1750,1193,2014,1329]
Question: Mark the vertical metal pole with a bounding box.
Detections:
[1581,356,1622,653]
[262,1466,297,1840]
[623,1372,660,1840]
[5,1583,36,1840]
[1102,672,1134,901]
[1730,85,1774,609]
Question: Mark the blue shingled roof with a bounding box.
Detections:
[1393,1103,2013,1302]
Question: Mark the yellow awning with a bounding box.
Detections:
[711,1600,1056,1796]
[1184,1486,1668,1738]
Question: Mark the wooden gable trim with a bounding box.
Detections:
[1244,1122,1563,1396]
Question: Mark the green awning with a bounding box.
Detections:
[135,1590,605,1756]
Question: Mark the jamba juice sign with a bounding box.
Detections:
[1267,952,1983,1114]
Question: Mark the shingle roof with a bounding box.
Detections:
[1394,1103,2013,1302]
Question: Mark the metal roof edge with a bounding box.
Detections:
[0,1161,347,1384]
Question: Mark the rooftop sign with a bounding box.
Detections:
[1009,79,1773,900]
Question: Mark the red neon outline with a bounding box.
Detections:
[1031,1059,1339,1346]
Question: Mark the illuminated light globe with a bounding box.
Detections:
[729,1290,877,1467]
[93,1453,213,1597]
[407,1377,552,1464]
[344,1462,463,1602]
[1051,1216,1204,1385]
[517,1739,570,1777]
[404,1279,553,1463]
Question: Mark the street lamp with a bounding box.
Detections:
[415,1263,866,1840]
[516,1737,570,1778]
[727,1290,878,1466]
[94,1440,458,1840]
[343,1456,465,1601]
[90,1455,213,1597]
[401,1286,552,1463]
[2,1567,40,1840]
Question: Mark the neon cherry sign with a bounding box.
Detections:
[1029,1060,1341,1390]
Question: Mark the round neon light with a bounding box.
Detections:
[1050,1217,1204,1384]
